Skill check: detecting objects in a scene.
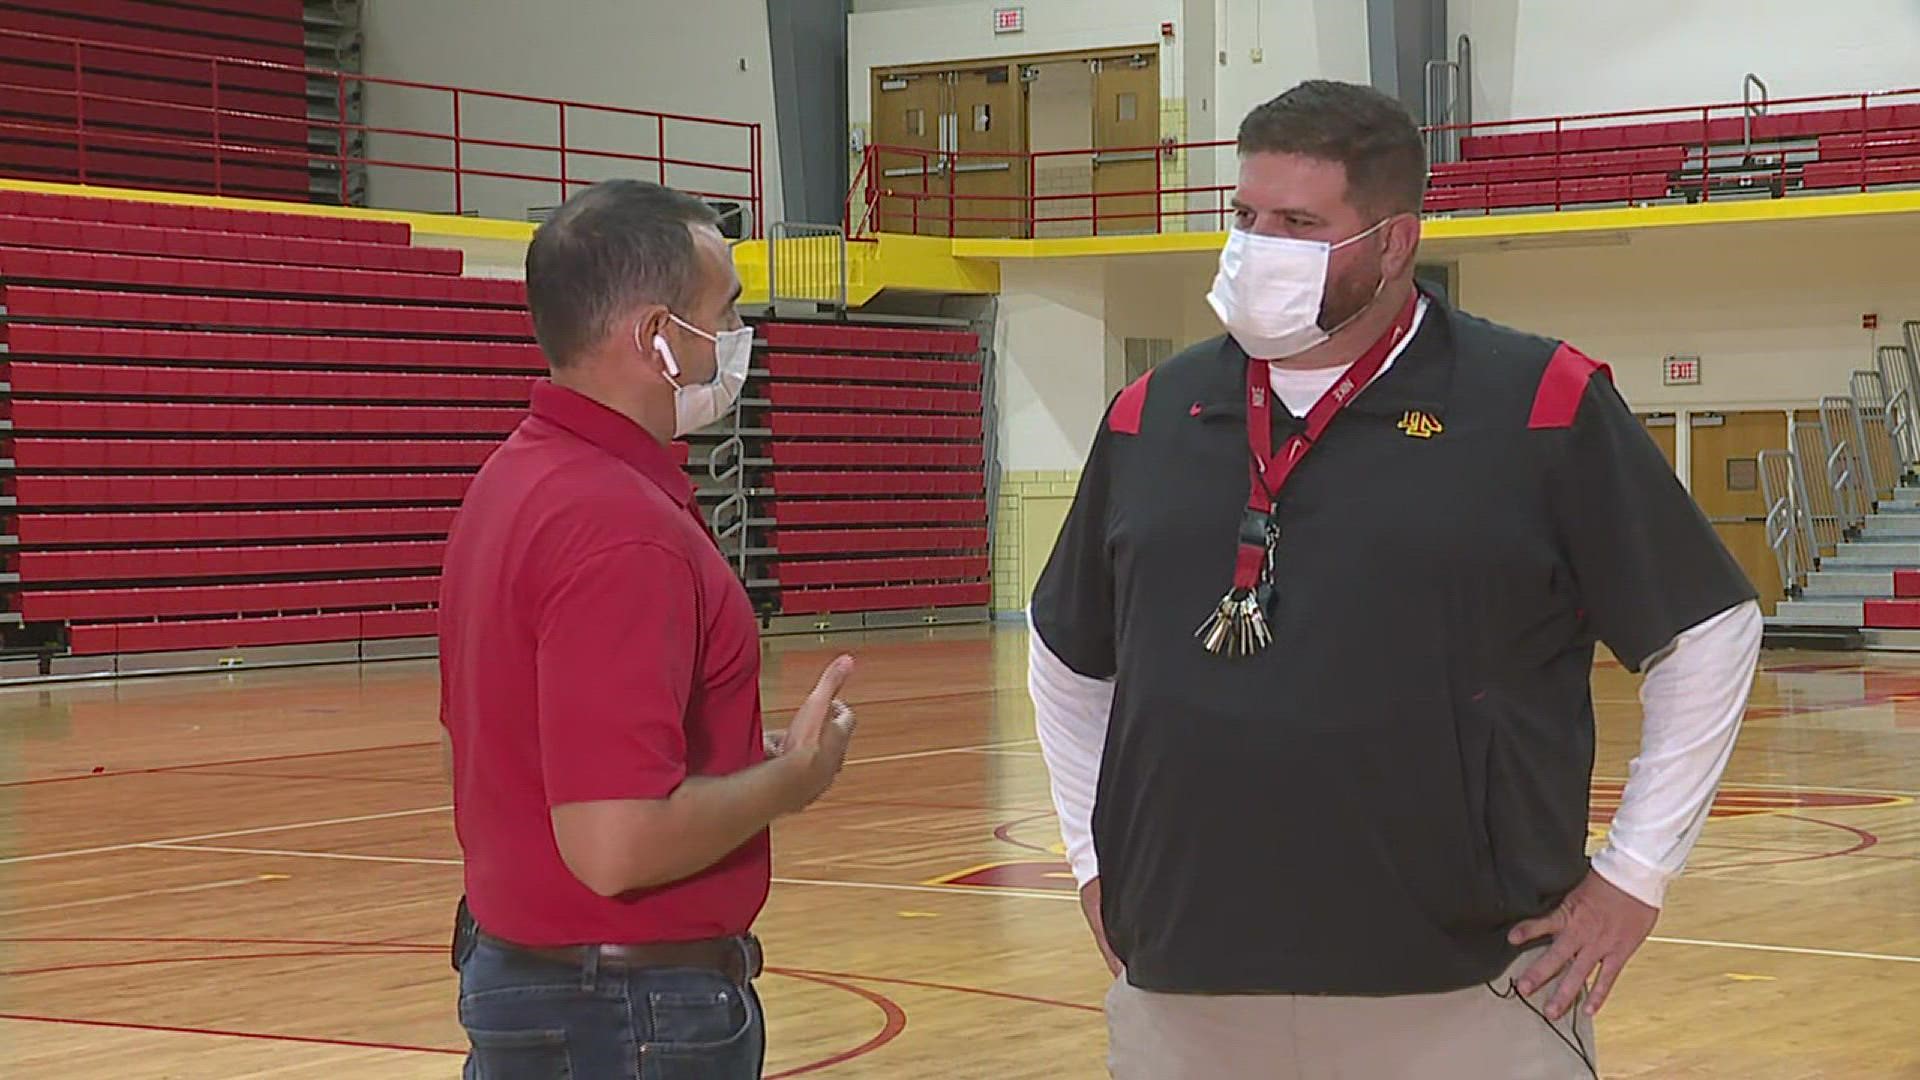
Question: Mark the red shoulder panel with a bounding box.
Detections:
[1109,370,1152,435]
[1528,343,1613,430]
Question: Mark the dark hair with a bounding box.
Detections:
[523,179,722,368]
[1236,80,1426,216]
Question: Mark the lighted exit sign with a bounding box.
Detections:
[993,6,1024,33]
[1664,355,1701,386]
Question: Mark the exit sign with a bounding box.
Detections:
[993,6,1024,33]
[1664,355,1701,386]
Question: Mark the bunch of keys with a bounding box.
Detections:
[1194,520,1279,657]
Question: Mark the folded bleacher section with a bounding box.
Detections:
[0,188,533,662]
[0,0,310,200]
[758,322,991,625]
[1425,102,1920,214]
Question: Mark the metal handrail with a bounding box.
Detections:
[1742,72,1769,157]
[1759,448,1806,595]
[767,222,849,310]
[1821,394,1867,529]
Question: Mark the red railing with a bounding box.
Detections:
[0,28,764,234]
[850,83,1920,239]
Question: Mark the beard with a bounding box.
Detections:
[1316,259,1384,332]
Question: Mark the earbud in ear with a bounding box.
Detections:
[653,334,681,379]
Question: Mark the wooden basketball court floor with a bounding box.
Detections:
[2,627,1917,1079]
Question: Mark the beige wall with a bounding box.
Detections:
[1454,216,1920,413]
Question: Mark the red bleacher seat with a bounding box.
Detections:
[18,574,441,622]
[0,324,545,372]
[1804,156,1920,189]
[0,191,410,245]
[67,608,439,657]
[771,527,989,556]
[763,323,979,355]
[767,383,978,413]
[1428,146,1683,187]
[775,555,988,588]
[1423,172,1669,213]
[0,287,535,337]
[762,353,979,386]
[768,472,981,496]
[3,362,536,403]
[7,437,500,471]
[1895,570,1920,598]
[11,473,473,507]
[0,10,305,89]
[0,136,309,198]
[768,413,982,440]
[1818,132,1920,161]
[779,582,991,615]
[0,248,522,306]
[775,500,987,526]
[18,540,446,583]
[12,507,459,546]
[0,214,462,274]
[7,400,524,436]
[768,443,983,468]
[48,0,306,48]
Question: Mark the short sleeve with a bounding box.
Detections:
[1550,372,1756,673]
[536,541,696,805]
[1030,413,1120,680]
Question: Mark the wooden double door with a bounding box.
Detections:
[1640,411,1788,614]
[870,47,1159,238]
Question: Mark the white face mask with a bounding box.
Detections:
[647,313,752,437]
[1205,219,1389,359]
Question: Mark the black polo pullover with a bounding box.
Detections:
[1031,288,1754,995]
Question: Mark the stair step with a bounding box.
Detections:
[1769,598,1865,626]
[1864,516,1920,538]
[1803,570,1894,597]
[1761,625,1866,651]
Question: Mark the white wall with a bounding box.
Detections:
[1453,0,1920,122]
[360,0,780,225]
[998,259,1112,470]
[1455,217,1920,413]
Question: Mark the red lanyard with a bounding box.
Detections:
[1230,293,1420,592]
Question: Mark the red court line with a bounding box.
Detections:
[0,1012,463,1056]
[993,811,1065,857]
[765,970,909,1077]
[0,740,437,788]
[774,966,1102,1014]
[1688,814,1880,872]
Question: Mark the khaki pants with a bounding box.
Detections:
[1106,951,1596,1079]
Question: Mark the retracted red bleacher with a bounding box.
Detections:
[760,322,991,616]
[0,1,311,199]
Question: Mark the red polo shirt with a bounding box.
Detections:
[439,381,768,946]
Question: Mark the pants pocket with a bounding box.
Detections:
[465,1026,573,1080]
[639,982,760,1079]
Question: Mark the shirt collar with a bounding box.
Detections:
[528,380,694,507]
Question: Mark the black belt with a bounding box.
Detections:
[454,898,762,984]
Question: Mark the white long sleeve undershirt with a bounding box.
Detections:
[1028,600,1761,908]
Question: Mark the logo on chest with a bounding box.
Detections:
[1396,410,1444,439]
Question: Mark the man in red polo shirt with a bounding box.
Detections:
[439,179,856,1079]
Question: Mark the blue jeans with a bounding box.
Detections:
[457,935,765,1079]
